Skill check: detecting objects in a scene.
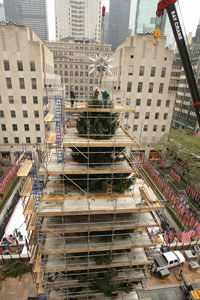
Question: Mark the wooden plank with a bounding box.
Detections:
[42,223,158,235]
[33,253,41,273]
[44,113,54,122]
[64,106,135,113]
[40,168,133,176]
[46,133,56,144]
[41,193,140,202]
[37,204,163,217]
[20,178,32,196]
[24,195,34,215]
[45,260,153,273]
[17,159,32,177]
[27,212,36,231]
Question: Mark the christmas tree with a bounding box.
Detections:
[66,90,134,193]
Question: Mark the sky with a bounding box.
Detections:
[0,0,199,40]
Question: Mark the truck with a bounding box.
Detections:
[152,250,185,272]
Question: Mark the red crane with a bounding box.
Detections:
[154,0,200,128]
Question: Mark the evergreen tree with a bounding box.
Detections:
[66,95,134,193]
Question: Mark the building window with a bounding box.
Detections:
[30,61,36,71]
[24,124,29,131]
[150,67,156,76]
[31,78,37,89]
[153,125,157,132]
[155,112,159,120]
[6,77,12,89]
[8,96,14,104]
[161,67,166,77]
[128,65,134,75]
[133,125,138,131]
[125,112,129,118]
[3,137,8,144]
[162,125,166,132]
[4,60,10,71]
[145,112,150,119]
[139,66,145,76]
[36,137,41,143]
[136,99,141,106]
[0,110,4,118]
[33,96,38,104]
[157,99,161,107]
[14,137,19,144]
[148,82,154,93]
[34,111,39,118]
[147,99,152,106]
[12,124,18,131]
[163,113,168,120]
[166,100,170,107]
[159,83,164,93]
[23,110,28,118]
[127,81,132,92]
[17,60,23,71]
[135,112,139,119]
[137,82,143,92]
[0,96,2,103]
[10,110,16,118]
[35,124,40,131]
[143,125,148,131]
[1,124,6,131]
[19,78,25,89]
[130,55,134,58]
[21,96,27,104]
[26,137,31,143]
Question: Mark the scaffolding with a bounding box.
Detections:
[17,96,164,299]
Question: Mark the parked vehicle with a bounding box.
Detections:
[152,251,185,272]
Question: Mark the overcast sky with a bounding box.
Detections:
[1,0,199,40]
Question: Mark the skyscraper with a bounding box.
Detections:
[132,0,174,49]
[3,0,48,41]
[108,0,131,50]
[172,23,200,130]
[0,3,5,21]
[55,0,101,41]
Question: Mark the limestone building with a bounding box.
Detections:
[103,34,176,156]
[45,38,112,99]
[0,24,60,158]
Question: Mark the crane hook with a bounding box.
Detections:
[153,27,161,46]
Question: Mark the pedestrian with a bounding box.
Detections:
[70,89,75,107]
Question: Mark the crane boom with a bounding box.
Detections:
[156,0,200,128]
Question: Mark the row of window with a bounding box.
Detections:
[1,124,41,131]
[55,64,89,70]
[134,111,168,120]
[0,95,39,105]
[5,77,37,89]
[127,81,165,93]
[65,85,94,91]
[0,110,40,118]
[135,99,170,107]
[128,66,166,77]
[3,137,41,144]
[134,112,168,120]
[56,70,95,77]
[133,124,166,132]
[3,60,36,72]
